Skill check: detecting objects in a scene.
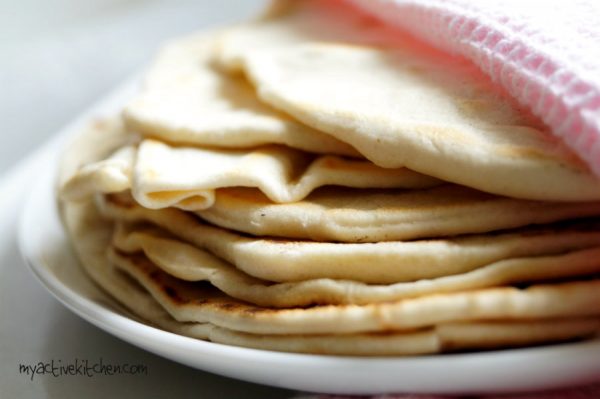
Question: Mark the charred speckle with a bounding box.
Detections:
[511,282,533,290]
[106,194,134,208]
[217,303,238,310]
[164,286,181,301]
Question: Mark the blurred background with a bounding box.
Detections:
[0,0,265,176]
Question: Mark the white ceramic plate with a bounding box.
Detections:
[17,80,600,396]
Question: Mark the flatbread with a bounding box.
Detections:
[99,193,600,284]
[215,0,401,72]
[111,248,600,335]
[123,30,358,157]
[60,136,441,210]
[57,131,600,353]
[111,223,600,307]
[131,140,440,210]
[61,136,600,242]
[54,4,600,355]
[198,186,600,242]
[59,195,599,355]
[218,0,600,201]
[206,319,600,355]
[61,145,135,201]
[58,118,136,189]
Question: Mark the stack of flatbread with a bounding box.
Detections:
[58,0,600,356]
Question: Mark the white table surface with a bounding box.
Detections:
[0,1,298,397]
[0,0,266,176]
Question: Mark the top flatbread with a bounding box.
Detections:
[60,121,600,241]
[123,30,358,157]
[216,0,400,72]
[217,0,600,201]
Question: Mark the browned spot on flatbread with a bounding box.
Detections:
[164,286,182,302]
[105,193,135,208]
[116,249,188,304]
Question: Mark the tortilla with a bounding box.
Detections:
[215,0,400,72]
[59,192,599,355]
[208,319,600,355]
[54,2,600,356]
[61,134,600,242]
[60,145,135,201]
[60,136,441,209]
[110,247,600,335]
[218,0,600,200]
[123,30,358,157]
[131,140,440,210]
[198,186,600,242]
[99,193,600,284]
[111,223,600,307]
[58,118,136,189]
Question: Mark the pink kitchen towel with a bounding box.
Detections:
[347,0,600,178]
[305,1,600,397]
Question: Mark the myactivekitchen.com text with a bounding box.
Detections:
[19,358,148,381]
